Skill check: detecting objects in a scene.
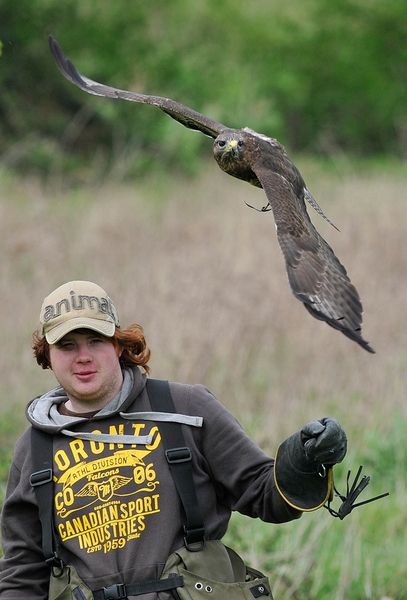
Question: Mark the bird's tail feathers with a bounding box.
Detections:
[303,302,376,354]
[304,189,340,232]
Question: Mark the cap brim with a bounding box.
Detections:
[45,317,116,344]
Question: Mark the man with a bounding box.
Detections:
[0,280,347,599]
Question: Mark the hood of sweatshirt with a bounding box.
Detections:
[26,365,146,434]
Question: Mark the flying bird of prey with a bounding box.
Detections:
[49,36,375,353]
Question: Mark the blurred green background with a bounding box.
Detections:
[1,0,407,180]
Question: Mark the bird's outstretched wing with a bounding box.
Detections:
[243,128,340,231]
[252,166,375,353]
[49,36,226,139]
[49,36,374,353]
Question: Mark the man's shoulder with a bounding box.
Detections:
[168,381,216,405]
[15,425,33,446]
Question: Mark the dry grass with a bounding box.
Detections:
[0,160,406,453]
[1,160,407,598]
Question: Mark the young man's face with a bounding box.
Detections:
[48,329,123,412]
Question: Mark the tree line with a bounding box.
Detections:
[1,0,406,179]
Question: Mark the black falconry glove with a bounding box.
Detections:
[274,417,347,511]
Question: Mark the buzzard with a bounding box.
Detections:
[49,36,374,353]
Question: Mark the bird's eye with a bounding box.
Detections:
[217,140,226,148]
[238,140,243,148]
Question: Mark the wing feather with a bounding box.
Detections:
[252,167,375,352]
[49,36,226,139]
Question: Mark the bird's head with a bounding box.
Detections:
[213,132,245,165]
[212,129,261,186]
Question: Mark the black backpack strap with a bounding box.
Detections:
[30,428,64,574]
[146,379,206,550]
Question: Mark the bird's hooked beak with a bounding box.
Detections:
[225,139,238,155]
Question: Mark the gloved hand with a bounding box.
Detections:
[274,417,347,512]
[301,417,347,465]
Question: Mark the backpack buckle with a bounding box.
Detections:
[101,583,127,599]
[165,447,192,464]
[30,468,53,486]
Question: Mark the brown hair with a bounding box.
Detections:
[32,324,151,374]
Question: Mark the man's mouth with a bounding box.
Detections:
[74,371,96,380]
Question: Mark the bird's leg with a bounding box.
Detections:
[244,200,272,212]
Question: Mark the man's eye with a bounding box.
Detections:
[59,342,75,350]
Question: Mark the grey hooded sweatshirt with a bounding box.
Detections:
[0,366,300,599]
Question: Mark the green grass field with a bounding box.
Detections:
[0,159,406,598]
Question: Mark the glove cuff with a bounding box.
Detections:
[274,435,334,511]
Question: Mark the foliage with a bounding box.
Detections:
[1,0,407,179]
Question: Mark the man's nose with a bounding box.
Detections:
[76,343,92,361]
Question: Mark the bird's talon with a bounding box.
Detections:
[244,201,271,212]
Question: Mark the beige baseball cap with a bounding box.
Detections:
[39,281,121,344]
